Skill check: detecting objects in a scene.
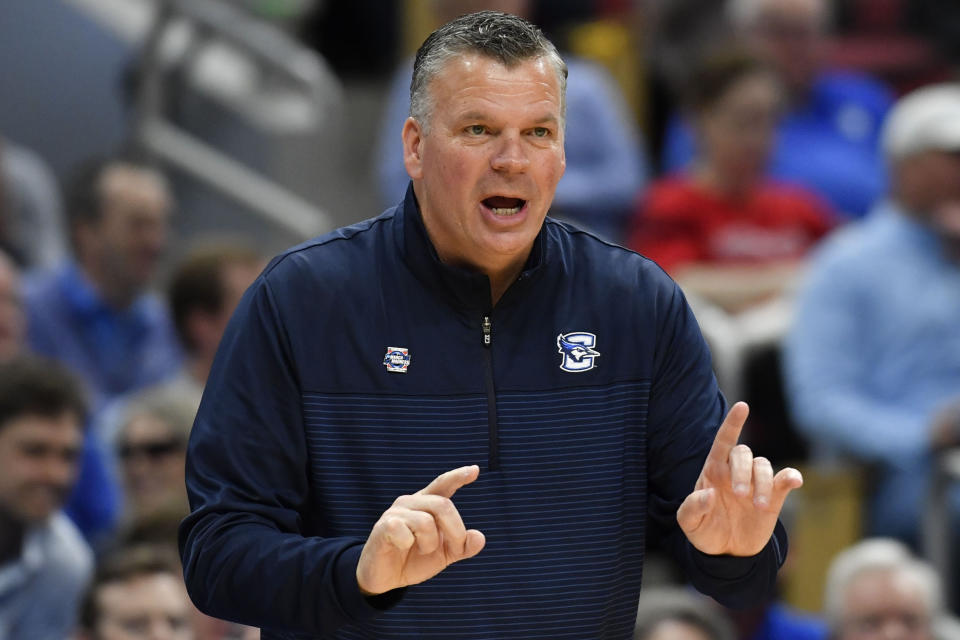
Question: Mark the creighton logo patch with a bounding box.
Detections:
[383,347,411,373]
[557,332,600,373]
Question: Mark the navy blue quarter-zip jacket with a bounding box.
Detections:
[180,186,787,639]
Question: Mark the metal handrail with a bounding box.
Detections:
[132,0,338,238]
[923,448,960,607]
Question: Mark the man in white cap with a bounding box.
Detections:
[784,84,960,544]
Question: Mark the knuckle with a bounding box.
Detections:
[733,444,753,457]
[393,494,413,506]
[437,497,456,516]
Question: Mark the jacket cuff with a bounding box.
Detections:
[683,521,787,609]
[333,543,406,621]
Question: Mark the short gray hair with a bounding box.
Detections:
[824,539,941,632]
[409,10,567,131]
[634,587,736,640]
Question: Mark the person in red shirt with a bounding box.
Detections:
[630,49,835,313]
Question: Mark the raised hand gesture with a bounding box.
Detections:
[677,402,803,556]
[356,465,486,595]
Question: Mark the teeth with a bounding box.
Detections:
[490,206,522,216]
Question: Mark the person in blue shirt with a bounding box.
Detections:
[23,156,182,543]
[0,357,93,640]
[663,0,892,219]
[375,0,648,243]
[784,83,960,544]
[181,11,802,638]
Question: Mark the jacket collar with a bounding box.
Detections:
[396,183,548,313]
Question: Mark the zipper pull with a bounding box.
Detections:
[482,315,492,347]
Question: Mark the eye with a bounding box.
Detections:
[531,127,551,138]
[466,124,486,136]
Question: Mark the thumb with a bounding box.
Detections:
[458,529,486,560]
[676,488,715,533]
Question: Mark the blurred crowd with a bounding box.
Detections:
[0,0,958,638]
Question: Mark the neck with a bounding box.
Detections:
[78,259,136,310]
[187,353,213,386]
[693,162,752,198]
[0,507,25,566]
[487,260,525,306]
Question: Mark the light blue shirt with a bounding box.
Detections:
[375,58,648,242]
[0,513,93,640]
[784,202,960,538]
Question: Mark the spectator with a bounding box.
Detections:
[0,251,25,364]
[0,137,68,269]
[166,243,265,404]
[784,83,960,543]
[374,0,648,242]
[24,155,181,412]
[629,49,834,313]
[75,545,194,640]
[635,588,736,640]
[23,155,182,542]
[663,0,893,218]
[115,388,193,528]
[823,539,956,640]
[0,356,91,639]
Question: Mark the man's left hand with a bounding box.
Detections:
[677,402,803,556]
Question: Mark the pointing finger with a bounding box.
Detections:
[706,402,749,466]
[417,465,480,499]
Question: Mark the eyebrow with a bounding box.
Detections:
[455,112,560,126]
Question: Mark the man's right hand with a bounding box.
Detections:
[356,465,486,596]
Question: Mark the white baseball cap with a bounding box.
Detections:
[882,83,960,159]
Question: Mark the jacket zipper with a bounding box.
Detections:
[481,315,500,471]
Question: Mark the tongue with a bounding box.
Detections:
[484,196,523,209]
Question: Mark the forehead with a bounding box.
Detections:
[0,412,81,446]
[428,53,562,120]
[99,164,171,212]
[844,568,929,612]
[121,412,174,442]
[97,573,188,614]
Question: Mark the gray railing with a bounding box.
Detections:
[132,0,338,238]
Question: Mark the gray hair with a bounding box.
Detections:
[120,386,199,446]
[824,538,941,632]
[634,587,736,640]
[409,10,567,131]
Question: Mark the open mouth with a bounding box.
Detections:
[482,196,526,216]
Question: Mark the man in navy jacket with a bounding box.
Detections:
[179,11,802,639]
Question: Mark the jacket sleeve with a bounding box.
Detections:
[178,275,402,636]
[645,276,787,609]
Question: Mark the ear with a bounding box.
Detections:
[72,220,99,260]
[402,117,425,180]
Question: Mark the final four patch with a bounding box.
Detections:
[383,347,411,373]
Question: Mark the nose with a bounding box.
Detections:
[42,456,76,490]
[490,132,530,174]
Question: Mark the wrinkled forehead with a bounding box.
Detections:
[429,53,564,112]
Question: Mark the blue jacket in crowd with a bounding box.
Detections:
[180,186,787,639]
